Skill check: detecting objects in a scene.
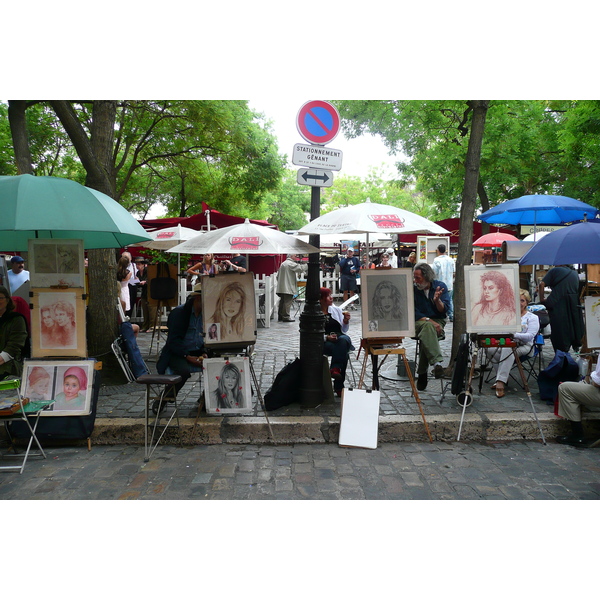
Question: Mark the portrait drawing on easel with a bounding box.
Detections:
[203,357,253,414]
[465,264,521,334]
[360,269,415,339]
[202,273,256,349]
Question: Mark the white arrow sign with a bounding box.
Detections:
[297,168,334,187]
[292,143,343,171]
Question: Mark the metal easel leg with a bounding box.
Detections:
[514,350,546,445]
[457,348,478,442]
[403,353,433,443]
[249,358,276,444]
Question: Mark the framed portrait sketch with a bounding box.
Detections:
[28,239,85,288]
[584,296,600,349]
[465,264,521,334]
[360,268,415,339]
[20,359,96,416]
[202,273,257,349]
[203,357,253,414]
[30,288,87,357]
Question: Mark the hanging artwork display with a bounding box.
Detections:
[28,239,85,288]
[464,264,521,334]
[416,236,450,265]
[30,288,87,357]
[20,359,96,416]
[360,268,415,339]
[203,356,253,414]
[202,273,256,348]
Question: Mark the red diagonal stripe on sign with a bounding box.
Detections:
[308,109,330,134]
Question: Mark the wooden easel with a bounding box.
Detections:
[457,334,546,444]
[357,337,432,443]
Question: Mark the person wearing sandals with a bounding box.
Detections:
[486,289,539,398]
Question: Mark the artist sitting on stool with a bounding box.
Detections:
[320,287,353,398]
[413,263,450,391]
[157,283,208,397]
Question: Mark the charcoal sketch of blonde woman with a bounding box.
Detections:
[209,281,247,340]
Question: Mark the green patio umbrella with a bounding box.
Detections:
[0,174,152,250]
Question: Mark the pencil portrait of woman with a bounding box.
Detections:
[209,281,247,340]
[212,362,244,409]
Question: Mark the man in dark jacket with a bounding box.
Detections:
[541,265,584,352]
[413,263,450,390]
[157,284,207,394]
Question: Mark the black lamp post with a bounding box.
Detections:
[299,185,326,407]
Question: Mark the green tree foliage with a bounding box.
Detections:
[555,100,600,206]
[334,100,600,216]
[259,169,311,231]
[1,100,285,217]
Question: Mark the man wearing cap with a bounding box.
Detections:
[7,256,30,300]
[157,284,208,394]
[339,248,361,304]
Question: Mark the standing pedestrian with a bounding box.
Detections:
[339,248,361,304]
[432,244,455,320]
[276,254,307,323]
[6,256,30,300]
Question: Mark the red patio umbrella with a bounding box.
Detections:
[472,232,519,247]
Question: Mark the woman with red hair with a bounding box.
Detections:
[320,287,353,398]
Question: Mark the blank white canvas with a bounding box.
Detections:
[338,388,381,449]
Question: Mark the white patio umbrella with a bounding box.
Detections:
[167,219,320,256]
[522,230,551,242]
[297,199,450,237]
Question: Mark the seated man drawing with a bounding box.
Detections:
[413,263,450,391]
[157,284,208,399]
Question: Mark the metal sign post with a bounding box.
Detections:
[294,101,342,408]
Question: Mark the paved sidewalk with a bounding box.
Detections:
[1,440,598,500]
[99,315,556,420]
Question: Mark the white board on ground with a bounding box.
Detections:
[338,388,381,449]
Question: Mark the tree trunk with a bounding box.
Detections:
[7,100,34,174]
[450,101,490,365]
[85,102,121,378]
[478,180,491,235]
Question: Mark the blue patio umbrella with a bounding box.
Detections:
[519,221,600,266]
[478,194,599,227]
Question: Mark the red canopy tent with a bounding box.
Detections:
[138,203,283,276]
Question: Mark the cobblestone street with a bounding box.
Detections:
[2,440,599,500]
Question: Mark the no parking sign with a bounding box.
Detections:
[296,100,340,146]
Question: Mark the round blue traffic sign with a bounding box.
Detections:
[296,100,340,145]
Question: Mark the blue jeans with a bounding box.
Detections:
[323,334,353,392]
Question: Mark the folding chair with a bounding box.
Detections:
[0,378,55,473]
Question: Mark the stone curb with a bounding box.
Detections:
[85,413,600,446]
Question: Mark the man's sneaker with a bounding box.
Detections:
[433,364,444,379]
[416,373,428,391]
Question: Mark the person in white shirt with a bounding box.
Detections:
[386,247,398,268]
[485,289,539,398]
[432,244,455,320]
[7,256,29,292]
